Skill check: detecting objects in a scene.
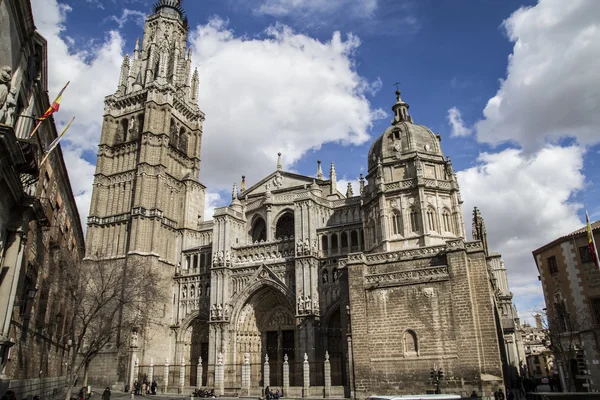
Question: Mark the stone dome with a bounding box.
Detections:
[367,91,443,171]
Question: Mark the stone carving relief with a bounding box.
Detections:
[0,66,15,125]
[273,171,284,188]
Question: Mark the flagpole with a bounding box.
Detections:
[39,116,75,166]
[29,81,70,138]
[586,210,600,268]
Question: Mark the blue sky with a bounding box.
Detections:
[29,0,600,321]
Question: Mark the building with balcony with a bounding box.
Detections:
[0,0,85,397]
[533,219,600,392]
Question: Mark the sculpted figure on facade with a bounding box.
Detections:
[297,295,305,313]
[0,66,13,121]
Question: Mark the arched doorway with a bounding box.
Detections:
[188,317,209,387]
[234,285,296,388]
[275,212,294,239]
[324,308,347,386]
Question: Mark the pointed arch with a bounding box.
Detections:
[169,118,179,147]
[250,214,267,242]
[426,207,437,232]
[442,208,453,234]
[391,209,403,236]
[275,210,295,239]
[179,127,188,153]
[409,208,420,234]
[229,279,295,329]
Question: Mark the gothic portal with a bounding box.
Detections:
[85,1,508,397]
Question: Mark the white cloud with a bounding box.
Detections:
[447,106,472,137]
[107,9,147,29]
[31,0,125,229]
[474,0,600,151]
[204,191,226,221]
[457,145,586,313]
[191,17,384,191]
[255,0,378,19]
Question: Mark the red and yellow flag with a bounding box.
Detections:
[586,211,599,268]
[29,81,70,138]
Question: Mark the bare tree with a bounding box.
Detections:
[62,255,164,400]
[540,304,590,392]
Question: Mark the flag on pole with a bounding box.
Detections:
[586,210,599,268]
[29,81,70,138]
[39,116,75,166]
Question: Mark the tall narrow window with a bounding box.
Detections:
[410,209,420,233]
[403,330,418,356]
[427,208,436,232]
[321,235,329,251]
[341,232,348,248]
[442,209,452,233]
[351,231,358,247]
[392,212,402,235]
[331,234,338,250]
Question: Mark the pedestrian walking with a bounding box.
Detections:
[102,387,111,400]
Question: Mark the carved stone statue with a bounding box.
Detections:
[131,330,139,347]
[325,351,330,361]
[216,303,223,319]
[298,295,305,313]
[305,295,311,311]
[296,239,303,254]
[313,299,319,312]
[244,353,250,364]
[210,304,217,319]
[415,155,423,177]
[284,354,288,363]
[303,238,310,255]
[264,354,269,363]
[1,88,17,125]
[322,270,328,284]
[0,66,13,122]
[304,353,308,362]
[217,352,223,365]
[225,251,231,263]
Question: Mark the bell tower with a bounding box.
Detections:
[86,0,205,265]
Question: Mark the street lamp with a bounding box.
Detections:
[430,367,444,394]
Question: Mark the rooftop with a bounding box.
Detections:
[532,218,600,255]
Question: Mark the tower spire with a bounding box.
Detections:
[277,153,282,171]
[317,160,323,180]
[117,54,130,96]
[472,207,489,255]
[330,161,337,194]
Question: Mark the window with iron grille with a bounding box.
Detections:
[547,256,558,275]
[590,297,600,325]
[580,246,592,264]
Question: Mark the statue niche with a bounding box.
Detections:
[251,217,267,243]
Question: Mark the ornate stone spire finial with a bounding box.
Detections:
[359,173,365,194]
[117,54,130,95]
[317,160,323,179]
[232,183,238,200]
[330,162,337,194]
[346,182,354,197]
[133,71,144,92]
[191,68,199,101]
[277,152,282,171]
[241,176,246,192]
[472,207,489,255]
[134,37,140,53]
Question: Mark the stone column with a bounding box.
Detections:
[283,354,289,397]
[133,358,140,383]
[163,359,170,393]
[148,358,154,385]
[179,357,186,393]
[216,352,224,396]
[241,353,250,396]
[129,352,137,390]
[196,357,203,388]
[303,353,309,398]
[263,354,270,390]
[324,352,331,398]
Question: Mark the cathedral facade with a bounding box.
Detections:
[85,0,508,397]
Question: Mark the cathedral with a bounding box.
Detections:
[85,0,512,397]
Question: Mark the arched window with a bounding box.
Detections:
[350,231,358,247]
[442,209,452,233]
[321,235,328,251]
[426,208,436,232]
[179,127,188,153]
[341,232,348,248]
[410,208,420,233]
[193,254,198,269]
[207,252,212,267]
[169,119,178,147]
[251,217,267,242]
[331,233,338,250]
[275,212,294,239]
[200,253,205,269]
[392,211,402,236]
[136,114,144,137]
[205,284,210,298]
[185,255,190,270]
[404,330,418,356]
[116,119,128,143]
